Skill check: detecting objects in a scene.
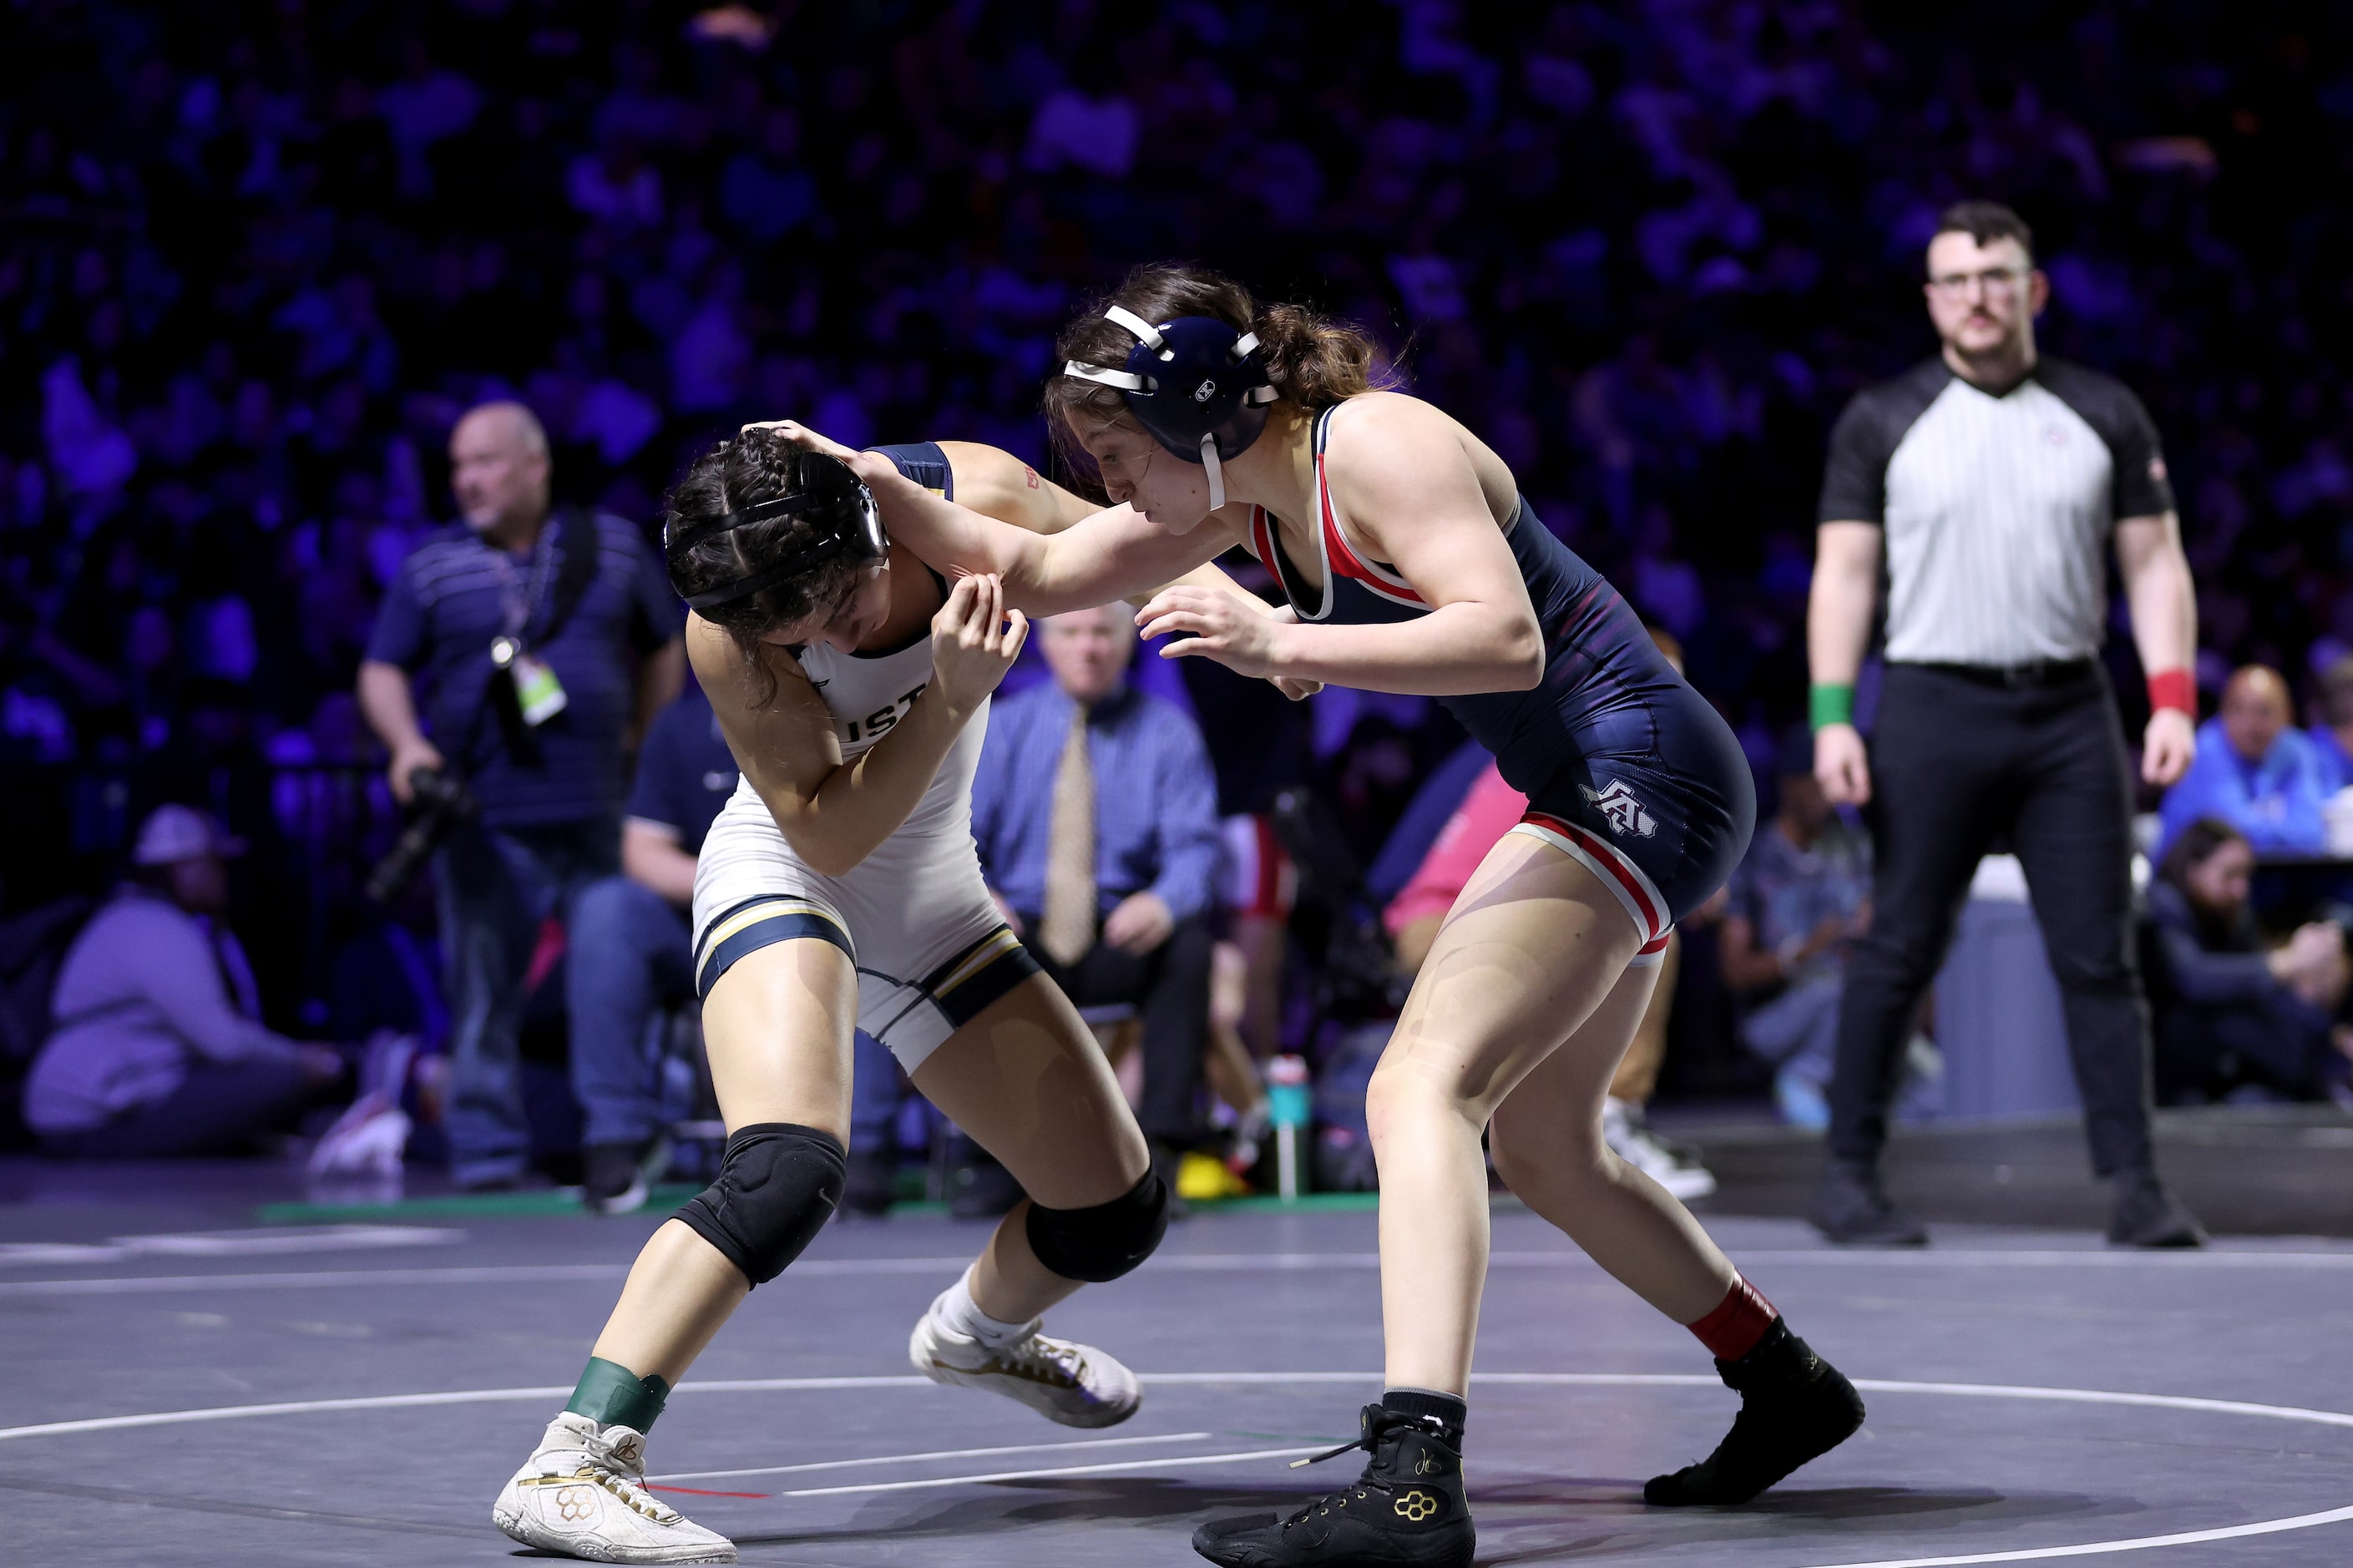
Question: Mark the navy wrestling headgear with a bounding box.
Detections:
[665,448,885,611]
[1060,306,1278,511]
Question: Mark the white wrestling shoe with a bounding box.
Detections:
[909,1290,1142,1429]
[1605,1097,1718,1201]
[493,1413,736,1564]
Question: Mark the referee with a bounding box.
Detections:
[1807,201,2204,1249]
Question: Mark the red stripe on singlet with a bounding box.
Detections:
[1521,810,1665,938]
[1315,444,1427,606]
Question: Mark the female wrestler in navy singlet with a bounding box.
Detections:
[777,266,1865,1568]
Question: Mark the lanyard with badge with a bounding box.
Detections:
[488,527,569,727]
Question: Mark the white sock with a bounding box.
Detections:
[934,1266,1035,1351]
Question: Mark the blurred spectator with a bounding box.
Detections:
[568,677,736,1214]
[969,604,1221,1211]
[2145,818,2351,1103]
[1382,759,1717,1198]
[1719,728,1875,1130]
[22,806,342,1156]
[2159,666,2329,856]
[2311,654,2353,796]
[357,402,681,1190]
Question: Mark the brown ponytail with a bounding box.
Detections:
[1044,264,1394,480]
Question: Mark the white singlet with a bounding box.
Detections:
[691,565,1038,1074]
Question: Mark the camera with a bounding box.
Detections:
[366,766,479,903]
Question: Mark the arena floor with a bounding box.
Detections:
[5,1147,2352,1567]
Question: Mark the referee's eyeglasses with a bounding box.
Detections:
[1927,265,2030,300]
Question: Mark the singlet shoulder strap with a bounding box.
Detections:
[867,441,954,500]
[1247,504,1274,568]
[1313,402,1424,604]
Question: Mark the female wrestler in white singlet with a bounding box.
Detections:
[492,433,1228,1565]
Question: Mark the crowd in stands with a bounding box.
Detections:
[6,1,2353,1168]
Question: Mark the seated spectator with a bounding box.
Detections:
[2311,652,2353,796]
[1718,728,1875,1130]
[22,806,342,1157]
[2159,665,2329,855]
[567,677,738,1212]
[968,604,1221,1214]
[1382,759,1717,1198]
[2145,817,2352,1102]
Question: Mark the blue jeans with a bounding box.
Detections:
[1743,972,1844,1084]
[435,817,619,1186]
[563,873,908,1156]
[566,875,696,1149]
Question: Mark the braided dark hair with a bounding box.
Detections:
[664,428,874,657]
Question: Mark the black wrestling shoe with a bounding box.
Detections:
[580,1137,669,1216]
[1644,1319,1866,1506]
[1193,1404,1472,1567]
[2108,1172,2206,1248]
[1809,1157,1928,1247]
[1151,1139,1193,1222]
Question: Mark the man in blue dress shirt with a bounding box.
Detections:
[969,603,1222,1205]
[2158,665,2329,857]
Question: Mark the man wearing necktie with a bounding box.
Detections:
[969,604,1223,1208]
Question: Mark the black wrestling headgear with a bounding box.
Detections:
[665,449,885,611]
[1060,307,1277,510]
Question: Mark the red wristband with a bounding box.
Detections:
[2147,669,2196,716]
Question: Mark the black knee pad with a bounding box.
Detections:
[675,1123,846,1287]
[1025,1169,1168,1283]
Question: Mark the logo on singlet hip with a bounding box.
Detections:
[1588,780,1658,839]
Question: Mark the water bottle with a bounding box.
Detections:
[1266,1055,1311,1201]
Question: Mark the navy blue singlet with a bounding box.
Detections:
[1246,404,1755,945]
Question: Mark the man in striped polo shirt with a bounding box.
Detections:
[1807,201,2204,1248]
[360,402,682,1190]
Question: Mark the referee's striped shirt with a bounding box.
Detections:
[1818,357,2175,668]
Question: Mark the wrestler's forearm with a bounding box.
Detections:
[773,691,976,878]
[1267,604,1541,696]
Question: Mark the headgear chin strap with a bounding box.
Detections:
[665,449,886,612]
[1061,308,1278,511]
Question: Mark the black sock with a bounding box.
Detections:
[1382,1387,1467,1444]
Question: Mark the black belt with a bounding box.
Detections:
[1901,658,2099,690]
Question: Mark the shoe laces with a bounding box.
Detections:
[569,1429,681,1525]
[979,1327,1086,1388]
[1273,1413,1429,1529]
[1279,1449,1385,1530]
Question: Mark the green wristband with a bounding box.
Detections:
[1809,683,1856,731]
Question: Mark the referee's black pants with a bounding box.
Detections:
[1829,661,2156,1177]
[1024,911,1214,1148]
